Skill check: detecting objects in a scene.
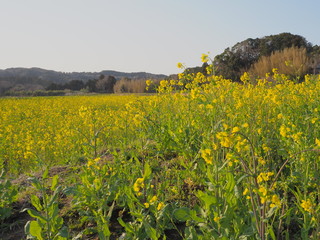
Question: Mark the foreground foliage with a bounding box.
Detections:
[1,62,320,239]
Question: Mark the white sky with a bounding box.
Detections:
[0,0,319,75]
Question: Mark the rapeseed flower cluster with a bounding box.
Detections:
[200,149,213,165]
[257,172,274,184]
[133,177,145,194]
[301,199,315,213]
[87,157,101,169]
[216,132,233,148]
[270,194,281,208]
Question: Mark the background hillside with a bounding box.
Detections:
[0,68,167,95]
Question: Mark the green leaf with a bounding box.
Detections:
[53,215,64,229]
[190,209,205,223]
[234,185,240,198]
[225,172,235,193]
[173,207,192,222]
[24,221,31,236]
[107,200,116,220]
[143,162,152,179]
[54,236,67,240]
[29,177,42,191]
[29,220,43,240]
[237,174,249,184]
[30,195,43,212]
[42,168,49,179]
[196,191,217,210]
[238,235,249,240]
[0,207,12,220]
[49,187,61,207]
[220,237,229,240]
[144,221,158,240]
[118,217,134,233]
[51,175,59,191]
[26,208,47,223]
[98,223,111,239]
[184,226,198,240]
[268,226,276,240]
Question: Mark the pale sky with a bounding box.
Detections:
[0,0,319,75]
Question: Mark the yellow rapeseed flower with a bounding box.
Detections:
[206,104,214,109]
[177,62,183,69]
[240,72,250,84]
[258,186,268,197]
[200,148,213,165]
[149,195,157,203]
[178,73,184,79]
[243,188,249,196]
[201,53,209,63]
[87,159,94,167]
[222,124,229,130]
[261,196,267,204]
[144,202,150,208]
[242,123,249,128]
[206,66,213,75]
[280,125,290,137]
[160,80,169,88]
[257,172,274,183]
[146,80,152,86]
[257,128,262,135]
[301,199,314,213]
[270,194,281,208]
[133,177,145,192]
[214,216,221,223]
[262,144,271,152]
[232,126,240,133]
[157,202,165,211]
[258,157,266,165]
[272,68,278,74]
[216,131,232,148]
[277,113,284,119]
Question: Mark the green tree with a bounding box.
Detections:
[85,79,98,92]
[64,80,84,91]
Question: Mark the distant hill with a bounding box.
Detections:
[0,67,167,84]
[0,68,167,94]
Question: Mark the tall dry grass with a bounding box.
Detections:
[249,46,310,78]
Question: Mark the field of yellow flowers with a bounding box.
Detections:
[1,60,320,239]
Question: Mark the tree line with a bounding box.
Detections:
[45,75,161,94]
[46,75,116,93]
